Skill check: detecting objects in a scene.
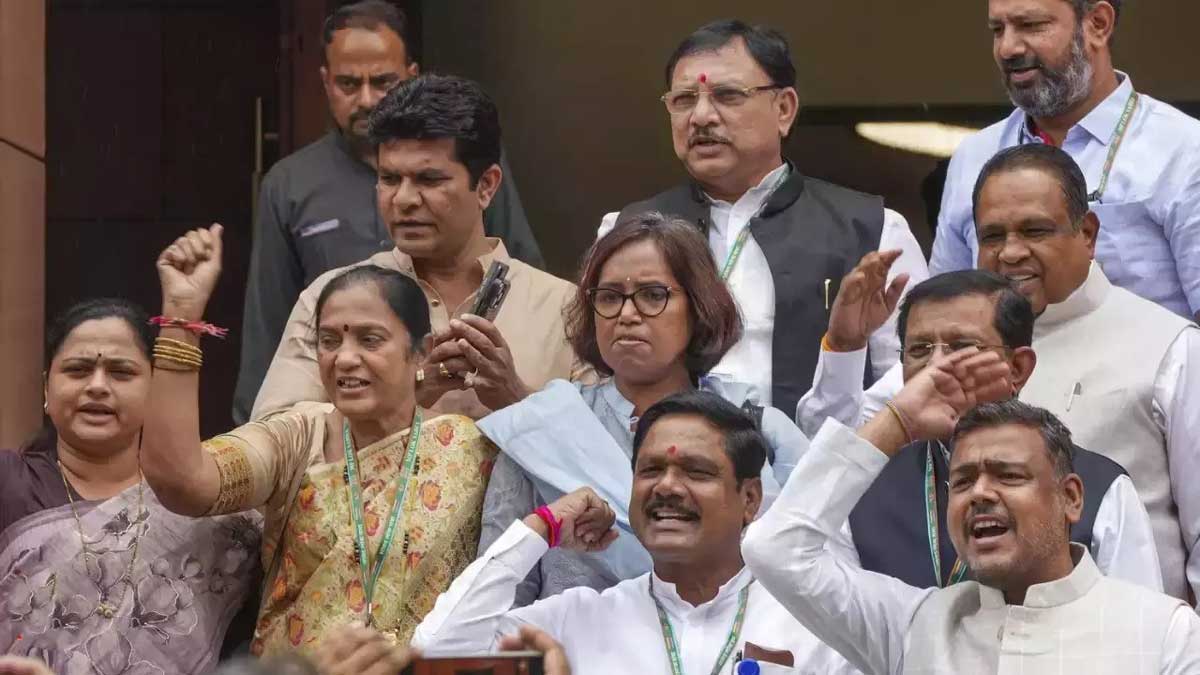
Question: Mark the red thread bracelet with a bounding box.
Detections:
[533,505,562,548]
[149,316,229,339]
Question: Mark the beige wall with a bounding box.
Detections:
[424,1,1199,275]
[0,0,46,447]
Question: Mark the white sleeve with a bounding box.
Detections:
[412,520,565,652]
[1156,327,1200,610]
[1161,605,1200,674]
[868,209,930,380]
[743,419,930,675]
[795,352,899,439]
[598,212,619,240]
[1089,475,1163,592]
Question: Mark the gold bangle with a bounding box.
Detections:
[154,349,202,363]
[154,338,202,359]
[153,350,204,365]
[156,336,202,352]
[154,356,201,372]
[884,401,915,445]
[154,344,202,357]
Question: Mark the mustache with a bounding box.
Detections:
[349,108,373,124]
[1002,54,1042,74]
[688,129,730,147]
[644,495,698,518]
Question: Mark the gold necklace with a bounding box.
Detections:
[57,460,146,619]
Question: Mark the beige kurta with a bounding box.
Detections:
[251,239,592,421]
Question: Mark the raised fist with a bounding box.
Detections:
[157,223,223,321]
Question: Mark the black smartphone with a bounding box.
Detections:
[470,261,511,321]
[400,651,544,675]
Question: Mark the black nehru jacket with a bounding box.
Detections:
[848,439,1127,589]
[618,164,885,417]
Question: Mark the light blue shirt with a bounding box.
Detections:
[931,73,1200,319]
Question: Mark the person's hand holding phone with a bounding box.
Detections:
[451,314,532,410]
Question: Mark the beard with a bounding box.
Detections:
[1001,26,1094,119]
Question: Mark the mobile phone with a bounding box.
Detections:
[470,261,511,322]
[400,651,544,675]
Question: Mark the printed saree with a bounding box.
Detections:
[0,483,262,674]
[202,404,496,657]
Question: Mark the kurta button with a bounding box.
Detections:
[431,299,441,307]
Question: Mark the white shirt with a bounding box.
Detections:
[931,73,1200,320]
[599,164,929,405]
[795,264,1200,605]
[742,420,1200,675]
[412,520,859,675]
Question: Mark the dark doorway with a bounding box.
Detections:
[46,0,282,437]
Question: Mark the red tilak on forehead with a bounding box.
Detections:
[667,445,678,455]
[698,73,707,84]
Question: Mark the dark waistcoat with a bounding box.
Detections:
[848,439,1127,589]
[618,166,885,415]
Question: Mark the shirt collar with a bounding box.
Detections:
[978,543,1100,609]
[706,162,790,209]
[1034,261,1111,332]
[389,237,512,278]
[599,379,636,424]
[1020,72,1135,146]
[650,566,754,614]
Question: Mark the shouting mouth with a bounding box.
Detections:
[968,515,1011,547]
[336,376,370,392]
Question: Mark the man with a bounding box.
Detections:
[235,0,543,423]
[745,375,1200,673]
[800,144,1200,604]
[829,268,1159,591]
[412,391,856,674]
[932,0,1200,323]
[251,74,588,421]
[601,19,928,417]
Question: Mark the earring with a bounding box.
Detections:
[44,401,48,412]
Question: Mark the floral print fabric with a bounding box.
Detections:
[248,414,495,657]
[0,485,262,674]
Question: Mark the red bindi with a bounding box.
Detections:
[342,324,350,333]
[698,73,707,84]
[666,445,678,455]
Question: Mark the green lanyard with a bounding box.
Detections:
[342,409,423,626]
[652,579,751,675]
[925,443,968,588]
[1088,90,1139,204]
[718,227,753,281]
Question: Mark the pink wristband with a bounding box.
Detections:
[149,316,229,339]
[533,505,562,548]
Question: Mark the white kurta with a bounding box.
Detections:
[795,263,1200,603]
[744,420,1200,675]
[412,520,858,675]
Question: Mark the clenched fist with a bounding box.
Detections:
[157,223,224,321]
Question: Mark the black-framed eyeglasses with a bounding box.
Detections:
[898,340,1011,364]
[659,84,782,114]
[586,285,678,319]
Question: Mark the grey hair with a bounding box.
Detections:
[952,400,1075,478]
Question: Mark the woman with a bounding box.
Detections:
[477,212,810,605]
[0,298,261,674]
[139,225,496,656]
